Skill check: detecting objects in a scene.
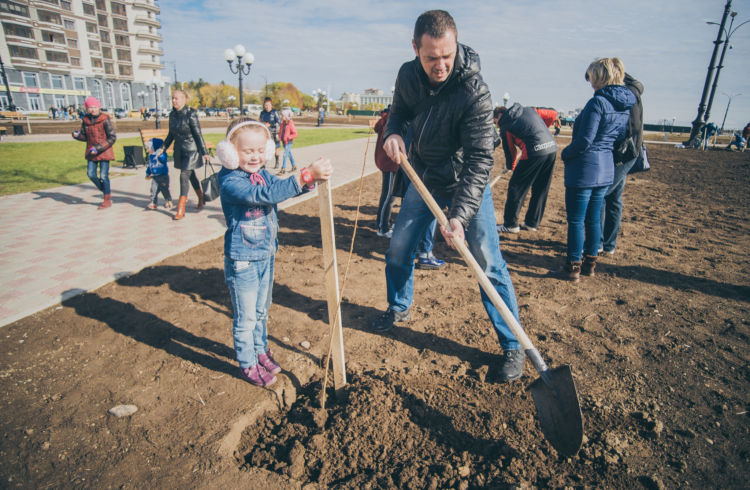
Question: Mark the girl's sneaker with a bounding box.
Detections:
[146,203,157,210]
[164,201,174,210]
[240,365,277,387]
[258,350,282,374]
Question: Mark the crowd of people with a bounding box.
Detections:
[70,9,674,388]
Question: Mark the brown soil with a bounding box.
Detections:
[1,144,748,488]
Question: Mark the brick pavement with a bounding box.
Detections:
[0,138,377,327]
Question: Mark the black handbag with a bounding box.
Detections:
[628,144,650,174]
[201,162,220,201]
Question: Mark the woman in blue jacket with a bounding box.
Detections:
[559,58,635,281]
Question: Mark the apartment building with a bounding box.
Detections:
[0,0,168,113]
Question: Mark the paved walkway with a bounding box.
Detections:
[0,138,377,327]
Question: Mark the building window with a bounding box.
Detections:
[67,38,77,48]
[41,30,65,44]
[118,64,132,76]
[23,72,39,87]
[39,0,60,5]
[97,14,107,27]
[100,30,110,43]
[37,10,62,24]
[104,82,115,108]
[73,76,85,90]
[117,49,130,61]
[50,74,65,89]
[82,2,95,16]
[46,51,69,63]
[61,1,72,10]
[63,18,75,30]
[112,18,127,31]
[115,34,129,47]
[9,45,38,59]
[86,22,98,33]
[71,57,80,66]
[28,93,42,111]
[91,58,102,68]
[111,2,126,16]
[119,83,131,109]
[95,0,105,9]
[102,46,112,59]
[3,22,33,38]
[88,40,100,51]
[104,62,114,75]
[92,80,103,101]
[0,1,29,17]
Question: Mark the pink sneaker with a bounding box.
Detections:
[240,365,276,387]
[258,350,282,375]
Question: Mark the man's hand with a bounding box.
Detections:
[384,134,406,164]
[202,154,211,164]
[440,218,465,249]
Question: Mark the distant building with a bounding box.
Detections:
[359,88,392,108]
[0,0,169,113]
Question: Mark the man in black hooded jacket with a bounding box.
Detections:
[373,9,526,382]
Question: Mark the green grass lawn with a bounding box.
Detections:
[0,128,370,196]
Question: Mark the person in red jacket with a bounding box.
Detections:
[72,96,117,209]
[277,110,298,174]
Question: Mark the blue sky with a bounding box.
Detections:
[159,0,750,129]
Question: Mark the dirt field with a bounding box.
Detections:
[1,143,748,488]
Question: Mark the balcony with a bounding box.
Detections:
[135,32,162,42]
[138,61,164,70]
[137,47,164,56]
[134,16,160,28]
[132,0,160,13]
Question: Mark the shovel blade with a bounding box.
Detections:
[527,365,583,457]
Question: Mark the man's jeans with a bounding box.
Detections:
[282,142,296,170]
[565,186,608,262]
[385,184,521,350]
[601,157,637,252]
[224,256,274,368]
[87,160,110,194]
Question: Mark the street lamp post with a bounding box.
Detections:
[720,92,742,133]
[705,12,750,126]
[151,80,164,129]
[137,90,146,109]
[224,44,253,115]
[503,92,510,107]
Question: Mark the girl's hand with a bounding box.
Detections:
[72,130,80,138]
[307,157,333,181]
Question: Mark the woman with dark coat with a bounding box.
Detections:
[559,57,635,282]
[162,89,210,220]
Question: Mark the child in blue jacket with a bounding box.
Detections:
[145,138,173,209]
[217,118,332,387]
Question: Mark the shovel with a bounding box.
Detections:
[397,152,583,457]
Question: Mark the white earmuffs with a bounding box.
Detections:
[216,120,274,170]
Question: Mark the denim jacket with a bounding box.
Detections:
[218,167,306,261]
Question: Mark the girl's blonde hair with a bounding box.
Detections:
[585,57,625,88]
[172,88,190,102]
[226,117,270,144]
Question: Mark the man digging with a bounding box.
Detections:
[372,9,526,382]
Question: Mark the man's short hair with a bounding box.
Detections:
[264,96,272,103]
[413,10,457,49]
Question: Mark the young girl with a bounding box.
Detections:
[277,109,298,174]
[72,96,117,209]
[217,117,333,387]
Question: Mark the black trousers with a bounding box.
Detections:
[503,152,556,228]
[179,169,201,198]
[377,171,397,233]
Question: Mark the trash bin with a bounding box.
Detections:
[13,124,25,135]
[123,145,145,168]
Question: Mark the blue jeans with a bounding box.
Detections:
[385,184,521,350]
[601,157,637,252]
[416,220,438,259]
[87,160,110,194]
[282,142,296,169]
[224,256,274,368]
[565,186,608,262]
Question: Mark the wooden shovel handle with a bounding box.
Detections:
[397,152,542,359]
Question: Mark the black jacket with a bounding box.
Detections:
[498,103,557,163]
[385,43,495,229]
[614,73,644,164]
[164,106,208,170]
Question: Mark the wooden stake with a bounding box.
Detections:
[317,180,347,392]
